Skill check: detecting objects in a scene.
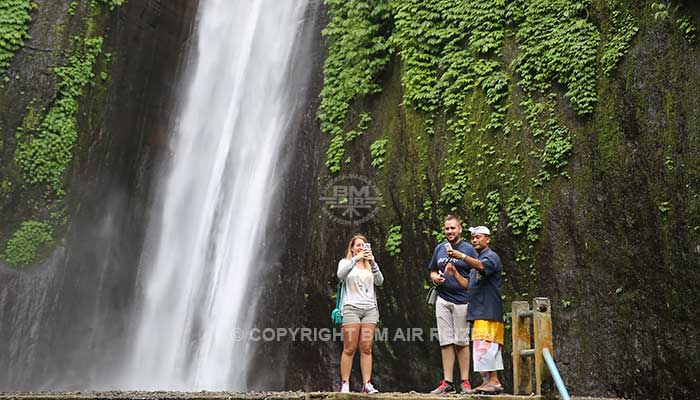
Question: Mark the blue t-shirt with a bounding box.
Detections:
[427,240,477,305]
[466,247,503,321]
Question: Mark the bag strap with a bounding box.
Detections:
[335,281,344,309]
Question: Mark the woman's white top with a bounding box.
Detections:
[337,258,384,309]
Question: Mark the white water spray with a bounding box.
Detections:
[122,0,309,390]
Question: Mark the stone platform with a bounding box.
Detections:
[0,391,621,400]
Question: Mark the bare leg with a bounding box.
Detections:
[440,345,455,382]
[455,344,470,381]
[358,323,376,383]
[486,371,502,386]
[475,372,488,389]
[341,324,360,381]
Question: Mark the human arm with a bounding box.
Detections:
[359,248,384,286]
[429,270,445,285]
[427,247,445,285]
[444,263,468,289]
[448,248,484,272]
[457,252,498,276]
[337,257,359,280]
[371,262,384,286]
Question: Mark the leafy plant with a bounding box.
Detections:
[325,134,345,174]
[93,0,126,11]
[391,0,508,127]
[346,113,372,142]
[318,0,391,173]
[0,0,33,73]
[651,2,669,21]
[506,195,541,242]
[2,220,53,266]
[511,0,600,115]
[68,1,78,16]
[15,36,104,195]
[370,138,388,169]
[439,167,469,212]
[677,15,697,43]
[385,225,402,256]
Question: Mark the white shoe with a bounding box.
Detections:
[340,380,350,393]
[362,382,379,394]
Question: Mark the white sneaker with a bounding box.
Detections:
[362,381,379,394]
[340,380,350,393]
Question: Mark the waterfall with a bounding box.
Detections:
[121,0,310,390]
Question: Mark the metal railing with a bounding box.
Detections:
[511,297,571,400]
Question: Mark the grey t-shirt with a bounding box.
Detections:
[337,258,384,309]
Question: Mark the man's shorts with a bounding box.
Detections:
[342,304,379,325]
[435,296,470,346]
[473,339,504,371]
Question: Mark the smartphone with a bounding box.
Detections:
[363,242,371,250]
[444,242,452,252]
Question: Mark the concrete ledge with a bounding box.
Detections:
[0,392,620,400]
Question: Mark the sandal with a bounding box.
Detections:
[475,383,504,394]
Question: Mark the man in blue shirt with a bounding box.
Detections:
[427,215,478,394]
[454,225,504,394]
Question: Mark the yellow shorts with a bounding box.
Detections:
[471,320,504,345]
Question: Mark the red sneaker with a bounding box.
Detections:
[430,380,455,394]
[460,379,474,393]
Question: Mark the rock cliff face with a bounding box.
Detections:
[268,2,700,399]
[0,0,198,389]
[1,1,698,399]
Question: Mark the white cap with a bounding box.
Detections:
[468,226,491,235]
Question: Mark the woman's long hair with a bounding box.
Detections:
[345,234,371,269]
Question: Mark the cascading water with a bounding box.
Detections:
[121,0,310,390]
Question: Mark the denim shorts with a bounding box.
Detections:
[342,304,379,325]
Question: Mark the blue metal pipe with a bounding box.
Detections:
[542,347,571,400]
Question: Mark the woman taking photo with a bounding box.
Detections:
[337,234,384,393]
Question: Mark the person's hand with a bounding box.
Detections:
[362,249,375,263]
[447,249,465,261]
[432,272,445,286]
[445,263,457,277]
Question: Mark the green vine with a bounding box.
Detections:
[650,3,697,44]
[370,138,388,169]
[2,220,53,267]
[318,0,391,173]
[316,0,640,278]
[2,1,122,269]
[385,225,402,256]
[676,15,697,43]
[506,195,541,243]
[511,0,600,115]
[391,0,508,126]
[391,0,510,219]
[346,112,372,142]
[93,0,126,11]
[68,1,78,16]
[15,36,104,195]
[391,0,450,115]
[601,0,639,75]
[507,0,600,187]
[0,0,33,73]
[439,160,469,212]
